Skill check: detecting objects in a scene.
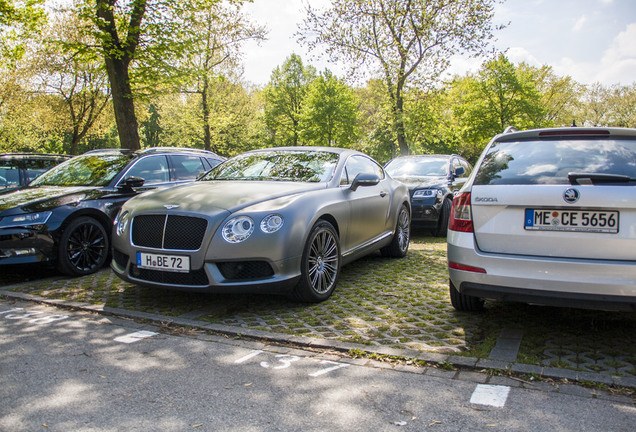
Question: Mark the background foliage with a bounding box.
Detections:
[0,0,634,164]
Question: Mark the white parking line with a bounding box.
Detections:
[114,330,158,344]
[470,384,511,408]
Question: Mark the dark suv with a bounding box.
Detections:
[0,147,224,276]
[0,153,70,191]
[385,154,472,236]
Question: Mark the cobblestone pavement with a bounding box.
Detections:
[1,235,635,381]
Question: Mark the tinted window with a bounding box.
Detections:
[126,155,170,184]
[474,139,636,185]
[0,166,20,188]
[171,155,206,181]
[341,155,384,185]
[205,150,339,183]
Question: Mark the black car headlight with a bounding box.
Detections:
[114,211,130,237]
[222,216,254,243]
[0,211,52,229]
[413,189,443,201]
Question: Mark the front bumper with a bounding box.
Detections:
[411,199,441,224]
[447,230,636,311]
[0,228,55,266]
[111,247,302,294]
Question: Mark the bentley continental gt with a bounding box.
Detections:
[111,147,412,302]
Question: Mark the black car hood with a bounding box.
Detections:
[0,186,110,215]
[392,176,448,190]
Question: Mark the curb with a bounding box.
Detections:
[3,288,635,391]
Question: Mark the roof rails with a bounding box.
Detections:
[502,126,518,134]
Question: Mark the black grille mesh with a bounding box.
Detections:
[164,216,208,250]
[217,261,274,281]
[113,249,129,269]
[132,214,207,250]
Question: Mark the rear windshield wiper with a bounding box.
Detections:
[568,172,634,185]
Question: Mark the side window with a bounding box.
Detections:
[0,166,20,188]
[171,155,207,181]
[25,159,59,182]
[460,160,472,177]
[340,155,384,185]
[205,157,223,170]
[451,158,462,176]
[126,155,170,185]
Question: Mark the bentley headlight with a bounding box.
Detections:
[0,211,51,229]
[260,214,284,233]
[222,216,254,243]
[114,211,130,237]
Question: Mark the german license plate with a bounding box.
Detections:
[524,209,619,233]
[137,252,190,272]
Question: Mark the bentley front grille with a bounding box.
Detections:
[132,214,208,251]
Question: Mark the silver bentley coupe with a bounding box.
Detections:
[111,147,411,302]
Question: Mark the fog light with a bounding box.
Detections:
[1,248,37,257]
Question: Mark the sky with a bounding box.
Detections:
[239,0,636,87]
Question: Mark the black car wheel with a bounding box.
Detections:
[434,198,452,237]
[449,280,484,312]
[292,220,341,302]
[57,216,109,276]
[381,204,410,258]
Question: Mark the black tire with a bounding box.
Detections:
[57,216,109,276]
[434,198,452,237]
[291,220,341,303]
[380,204,410,258]
[449,280,484,312]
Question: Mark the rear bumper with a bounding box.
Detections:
[447,230,636,311]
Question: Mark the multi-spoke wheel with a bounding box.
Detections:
[291,220,341,302]
[381,204,410,258]
[57,216,109,276]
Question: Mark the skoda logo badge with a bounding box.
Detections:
[164,204,180,210]
[563,188,579,204]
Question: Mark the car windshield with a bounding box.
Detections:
[202,150,339,183]
[30,153,134,187]
[385,157,449,178]
[474,138,636,185]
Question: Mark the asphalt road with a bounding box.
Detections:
[1,299,634,432]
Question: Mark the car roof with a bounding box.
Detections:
[83,147,225,159]
[0,153,71,160]
[244,146,365,157]
[495,126,636,142]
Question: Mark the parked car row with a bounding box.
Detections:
[2,127,635,311]
[0,146,411,302]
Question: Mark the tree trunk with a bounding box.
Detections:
[105,57,140,151]
[201,75,212,151]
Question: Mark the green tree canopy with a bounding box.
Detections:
[300,70,359,148]
[299,0,501,156]
[264,54,316,146]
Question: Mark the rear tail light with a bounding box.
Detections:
[449,192,473,232]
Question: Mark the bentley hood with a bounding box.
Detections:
[122,180,326,214]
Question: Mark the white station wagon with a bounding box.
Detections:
[447,127,636,311]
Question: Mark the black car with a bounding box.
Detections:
[0,153,71,191]
[385,154,472,236]
[0,147,225,276]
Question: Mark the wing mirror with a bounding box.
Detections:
[350,173,380,191]
[117,176,145,192]
[452,166,465,178]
